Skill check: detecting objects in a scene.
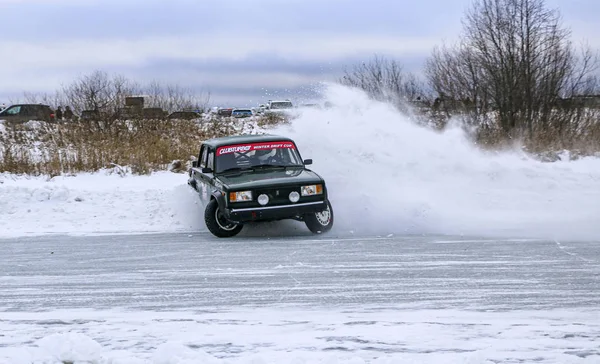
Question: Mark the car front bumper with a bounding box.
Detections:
[224,200,327,223]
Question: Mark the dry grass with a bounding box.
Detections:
[257,112,290,127]
[2,107,598,176]
[0,116,274,176]
[429,108,600,159]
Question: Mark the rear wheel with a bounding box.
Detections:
[204,199,243,238]
[304,200,334,234]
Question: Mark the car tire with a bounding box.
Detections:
[204,198,243,238]
[304,200,334,234]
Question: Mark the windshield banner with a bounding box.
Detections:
[217,141,296,156]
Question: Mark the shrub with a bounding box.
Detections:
[0,116,276,176]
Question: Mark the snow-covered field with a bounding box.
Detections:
[2,308,600,363]
[1,84,600,363]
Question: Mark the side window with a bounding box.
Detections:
[197,146,203,165]
[207,149,215,170]
[199,145,209,168]
[3,106,21,115]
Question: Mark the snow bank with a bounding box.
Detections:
[0,170,205,238]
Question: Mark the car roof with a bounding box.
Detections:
[8,103,51,107]
[202,134,295,148]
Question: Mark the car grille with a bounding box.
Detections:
[228,184,324,209]
[254,186,300,206]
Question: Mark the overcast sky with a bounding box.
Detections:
[1,0,598,107]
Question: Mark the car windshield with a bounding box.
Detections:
[215,141,303,173]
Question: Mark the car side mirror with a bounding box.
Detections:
[192,161,198,168]
[303,159,312,165]
[201,167,213,173]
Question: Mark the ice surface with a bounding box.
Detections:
[1,232,599,363]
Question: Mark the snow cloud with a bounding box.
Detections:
[0,0,596,105]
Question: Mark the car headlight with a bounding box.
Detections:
[229,191,252,202]
[301,184,323,196]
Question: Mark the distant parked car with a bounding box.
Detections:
[142,107,168,119]
[168,111,202,120]
[231,108,253,118]
[262,100,297,118]
[217,108,233,117]
[265,100,294,111]
[0,104,55,123]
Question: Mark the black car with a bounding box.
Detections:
[188,134,334,237]
[0,104,56,123]
[168,111,202,120]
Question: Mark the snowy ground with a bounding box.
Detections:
[0,170,204,238]
[1,233,599,363]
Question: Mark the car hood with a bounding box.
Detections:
[217,168,322,190]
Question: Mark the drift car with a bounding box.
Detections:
[188,134,334,238]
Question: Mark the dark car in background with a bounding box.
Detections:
[217,108,233,117]
[0,104,55,123]
[168,111,202,120]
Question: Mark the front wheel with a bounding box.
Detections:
[204,199,243,238]
[304,200,334,234]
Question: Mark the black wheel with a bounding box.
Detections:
[204,199,243,238]
[304,200,334,234]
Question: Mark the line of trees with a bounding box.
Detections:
[339,0,600,145]
[15,70,212,117]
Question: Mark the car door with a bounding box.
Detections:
[20,105,43,123]
[203,148,217,199]
[192,145,211,204]
[199,147,218,204]
[20,105,36,122]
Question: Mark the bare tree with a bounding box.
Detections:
[424,0,599,138]
[564,44,600,96]
[61,70,140,116]
[425,43,489,117]
[21,90,65,109]
[144,80,211,113]
[339,55,427,109]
